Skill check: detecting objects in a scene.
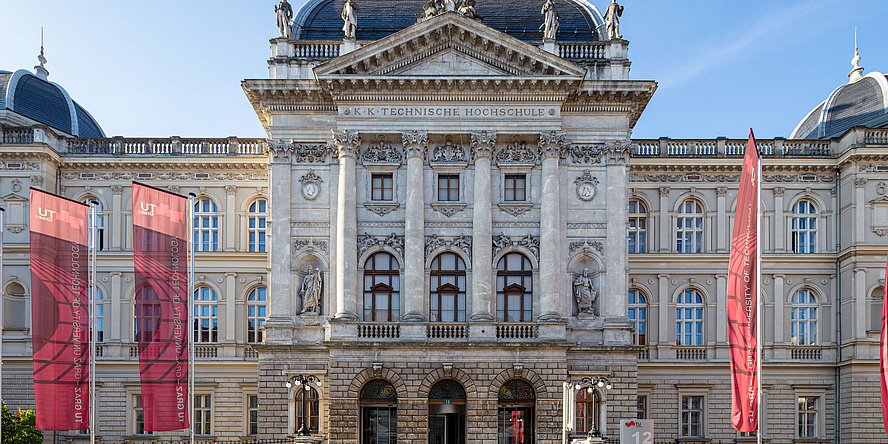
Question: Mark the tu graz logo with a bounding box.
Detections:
[139,202,157,217]
[36,207,55,222]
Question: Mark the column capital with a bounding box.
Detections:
[266,139,294,164]
[772,274,786,280]
[657,273,670,280]
[402,131,429,159]
[855,267,867,274]
[538,131,566,159]
[470,131,496,159]
[111,185,123,195]
[110,271,123,278]
[603,141,631,165]
[714,274,728,280]
[855,177,867,188]
[773,187,785,198]
[716,187,727,197]
[332,129,361,159]
[658,186,670,198]
[225,272,238,278]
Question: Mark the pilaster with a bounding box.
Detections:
[658,187,670,252]
[109,271,122,342]
[225,185,237,251]
[402,131,429,321]
[537,131,565,321]
[225,272,237,343]
[774,187,785,252]
[602,144,630,344]
[264,140,295,344]
[855,178,866,245]
[111,185,123,251]
[855,267,867,340]
[470,131,496,321]
[716,187,727,252]
[332,130,360,321]
[773,274,785,346]
[657,274,670,348]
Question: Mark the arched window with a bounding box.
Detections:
[83,198,105,251]
[498,379,535,444]
[676,200,703,253]
[628,290,647,346]
[872,287,884,332]
[575,388,601,435]
[90,287,104,343]
[676,289,704,346]
[248,199,267,253]
[363,253,400,321]
[429,379,467,444]
[496,253,533,322]
[628,200,647,253]
[294,386,320,433]
[791,289,818,346]
[4,283,27,329]
[792,200,817,253]
[430,253,467,322]
[361,379,398,444]
[194,287,219,343]
[193,198,219,252]
[247,287,266,344]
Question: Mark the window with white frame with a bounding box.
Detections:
[248,199,267,253]
[437,174,460,201]
[193,198,219,252]
[84,198,105,251]
[193,394,212,435]
[791,289,818,346]
[193,287,219,343]
[676,200,703,253]
[792,199,817,253]
[4,283,27,329]
[504,174,527,202]
[798,396,818,438]
[676,289,704,346]
[371,174,394,201]
[247,287,266,344]
[90,287,104,343]
[133,394,151,435]
[680,395,704,438]
[628,200,647,253]
[629,289,647,346]
[247,394,259,436]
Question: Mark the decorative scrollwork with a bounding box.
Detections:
[363,135,403,164]
[424,234,473,260]
[495,140,537,165]
[358,232,405,259]
[431,138,466,163]
[492,233,540,262]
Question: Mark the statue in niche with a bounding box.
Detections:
[540,0,559,40]
[275,0,293,38]
[604,0,623,40]
[342,0,359,40]
[299,267,323,314]
[573,268,597,315]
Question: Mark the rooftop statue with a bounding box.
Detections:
[275,0,293,38]
[342,0,358,40]
[418,0,441,20]
[443,0,457,12]
[604,0,623,40]
[458,0,482,20]
[540,0,559,40]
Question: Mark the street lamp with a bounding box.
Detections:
[574,376,612,438]
[286,374,323,436]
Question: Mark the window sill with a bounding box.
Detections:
[364,202,400,217]
[676,438,711,443]
[735,438,769,443]
[430,202,466,217]
[793,439,829,444]
[498,202,533,216]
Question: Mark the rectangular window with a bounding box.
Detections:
[194,394,212,435]
[636,395,647,419]
[504,174,526,201]
[798,396,818,438]
[680,395,703,437]
[247,395,259,436]
[438,174,460,201]
[371,174,394,201]
[133,395,152,435]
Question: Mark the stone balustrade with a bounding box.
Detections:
[331,321,559,342]
[292,41,342,59]
[632,137,832,158]
[286,40,605,61]
[557,42,606,60]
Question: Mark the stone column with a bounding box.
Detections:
[603,144,631,344]
[773,274,785,344]
[537,132,565,321]
[658,187,670,252]
[111,185,123,250]
[264,140,295,344]
[774,187,785,252]
[470,131,496,321]
[715,187,727,252]
[333,130,360,320]
[225,185,237,251]
[402,131,429,321]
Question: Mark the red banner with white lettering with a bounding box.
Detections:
[881,253,888,432]
[728,131,760,432]
[133,182,190,431]
[29,188,90,430]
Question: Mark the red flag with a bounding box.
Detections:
[29,188,90,430]
[133,182,190,431]
[728,131,760,432]
[881,253,888,432]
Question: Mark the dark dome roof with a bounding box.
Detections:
[1,69,105,138]
[293,0,604,42]
[791,73,888,140]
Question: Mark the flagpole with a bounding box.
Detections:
[188,193,195,444]
[89,204,97,444]
[756,145,763,444]
[0,207,5,440]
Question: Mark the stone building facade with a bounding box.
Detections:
[2,0,888,443]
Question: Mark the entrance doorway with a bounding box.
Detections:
[428,379,467,444]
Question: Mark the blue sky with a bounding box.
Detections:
[1,0,887,139]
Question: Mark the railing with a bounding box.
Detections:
[675,347,707,361]
[637,348,650,360]
[866,129,888,144]
[195,345,219,358]
[293,41,341,59]
[496,323,538,339]
[427,323,468,339]
[62,136,267,156]
[632,138,831,158]
[790,347,822,360]
[244,346,259,360]
[2,128,34,144]
[558,42,606,60]
[358,323,401,339]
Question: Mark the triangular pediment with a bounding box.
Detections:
[314,12,586,79]
[2,193,27,202]
[870,195,888,205]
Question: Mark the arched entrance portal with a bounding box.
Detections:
[498,379,535,444]
[428,379,466,444]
